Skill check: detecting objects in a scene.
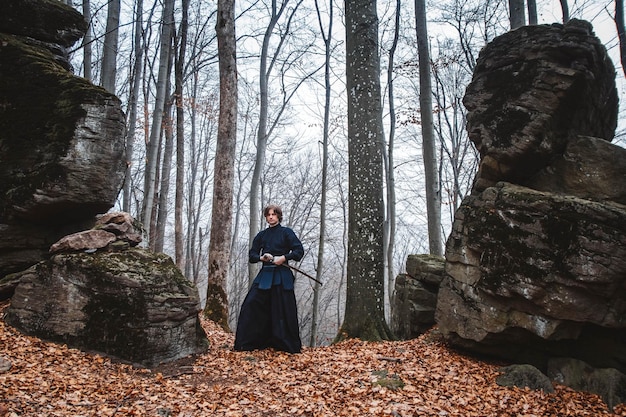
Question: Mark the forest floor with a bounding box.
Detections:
[0,300,624,417]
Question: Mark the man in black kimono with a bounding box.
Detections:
[234,204,304,353]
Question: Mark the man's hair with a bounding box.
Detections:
[263,204,283,222]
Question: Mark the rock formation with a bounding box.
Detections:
[547,357,626,410]
[5,213,208,367]
[435,19,626,377]
[462,19,617,193]
[0,0,126,289]
[391,255,444,339]
[0,2,205,369]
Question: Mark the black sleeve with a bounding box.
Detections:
[283,228,304,262]
[249,230,264,263]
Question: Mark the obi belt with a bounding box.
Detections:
[253,264,295,290]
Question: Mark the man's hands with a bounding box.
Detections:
[272,255,286,265]
[261,253,287,265]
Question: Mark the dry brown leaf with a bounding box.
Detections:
[1,300,625,416]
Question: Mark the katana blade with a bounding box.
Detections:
[284,264,323,286]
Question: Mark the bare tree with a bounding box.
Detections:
[184,88,218,283]
[205,0,238,330]
[436,0,509,73]
[182,5,219,281]
[384,0,400,302]
[615,0,626,77]
[122,0,145,214]
[141,0,175,247]
[247,0,309,283]
[432,38,479,224]
[248,0,292,282]
[174,0,190,267]
[415,0,442,256]
[338,0,394,341]
[560,0,570,23]
[508,0,525,29]
[308,0,334,347]
[100,0,120,93]
[527,0,537,24]
[228,87,258,326]
[81,0,92,81]
[154,72,174,253]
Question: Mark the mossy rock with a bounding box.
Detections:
[0,0,86,46]
[6,248,209,367]
[0,33,119,223]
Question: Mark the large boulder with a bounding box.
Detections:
[0,0,126,287]
[463,19,618,192]
[4,213,206,367]
[438,182,626,368]
[435,18,626,378]
[5,245,208,367]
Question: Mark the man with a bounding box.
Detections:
[234,204,304,353]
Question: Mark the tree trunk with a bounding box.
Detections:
[184,74,199,279]
[385,0,400,311]
[338,0,394,342]
[141,0,174,246]
[174,0,190,268]
[100,0,120,93]
[81,0,91,81]
[205,0,238,330]
[615,0,626,77]
[154,72,174,253]
[248,0,293,283]
[415,0,442,256]
[309,0,334,347]
[527,0,537,25]
[122,0,144,214]
[560,0,570,23]
[508,0,525,29]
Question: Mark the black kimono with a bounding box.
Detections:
[234,223,304,353]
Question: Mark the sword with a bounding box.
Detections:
[268,256,323,286]
[284,263,323,286]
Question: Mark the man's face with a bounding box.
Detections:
[265,209,279,227]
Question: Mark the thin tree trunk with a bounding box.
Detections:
[508,0,525,29]
[154,73,174,253]
[338,0,394,342]
[615,0,626,77]
[527,0,537,25]
[101,0,120,93]
[184,72,199,278]
[123,0,144,214]
[82,0,92,81]
[205,0,238,330]
[174,0,190,268]
[141,0,174,245]
[415,0,442,256]
[560,0,570,23]
[385,0,400,310]
[337,184,348,332]
[310,0,333,347]
[248,0,289,283]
